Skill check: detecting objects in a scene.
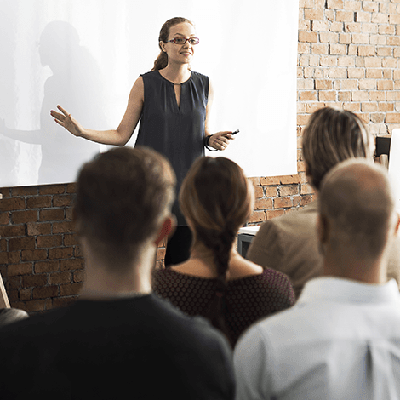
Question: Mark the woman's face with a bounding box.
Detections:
[161,22,197,67]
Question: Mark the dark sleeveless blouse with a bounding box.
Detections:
[135,71,209,225]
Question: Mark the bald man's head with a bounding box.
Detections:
[318,159,398,260]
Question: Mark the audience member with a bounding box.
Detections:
[153,156,295,347]
[247,106,397,298]
[234,159,400,399]
[0,273,28,326]
[0,147,235,399]
[0,273,8,308]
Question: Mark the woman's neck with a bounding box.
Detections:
[159,64,191,84]
[190,242,240,263]
[171,241,262,279]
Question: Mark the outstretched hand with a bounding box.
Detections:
[209,131,235,151]
[50,105,84,137]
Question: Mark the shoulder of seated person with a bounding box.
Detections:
[170,261,215,278]
[259,204,318,234]
[171,259,263,280]
[228,259,263,279]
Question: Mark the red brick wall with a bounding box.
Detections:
[0,184,83,312]
[2,0,400,312]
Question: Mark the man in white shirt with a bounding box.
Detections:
[234,159,400,400]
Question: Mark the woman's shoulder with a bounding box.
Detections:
[191,70,208,78]
[229,260,291,285]
[167,258,261,281]
[190,71,209,84]
[139,70,161,81]
[258,266,293,286]
[152,265,215,283]
[227,258,263,280]
[152,266,217,302]
[169,260,217,279]
[228,265,294,301]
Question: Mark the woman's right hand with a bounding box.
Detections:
[50,105,84,137]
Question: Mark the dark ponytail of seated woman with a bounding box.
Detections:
[179,157,254,346]
[195,224,236,346]
[152,156,296,348]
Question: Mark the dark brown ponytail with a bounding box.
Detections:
[180,157,253,347]
[152,52,169,71]
[151,17,194,71]
[196,224,236,346]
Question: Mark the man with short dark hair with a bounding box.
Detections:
[0,147,235,399]
[235,159,400,399]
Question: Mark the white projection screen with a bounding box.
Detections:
[0,0,299,187]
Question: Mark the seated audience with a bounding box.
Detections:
[0,273,8,308]
[153,156,295,347]
[248,106,400,299]
[234,159,400,399]
[0,147,235,399]
[0,273,28,326]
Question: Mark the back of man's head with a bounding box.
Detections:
[302,107,372,191]
[74,146,175,269]
[319,159,398,263]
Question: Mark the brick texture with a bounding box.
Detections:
[0,185,83,313]
[1,0,399,312]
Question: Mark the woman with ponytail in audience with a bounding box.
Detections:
[152,157,295,347]
[51,17,234,267]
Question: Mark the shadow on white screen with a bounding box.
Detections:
[0,20,103,186]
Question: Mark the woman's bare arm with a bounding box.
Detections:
[50,77,144,146]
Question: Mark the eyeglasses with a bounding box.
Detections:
[166,37,200,45]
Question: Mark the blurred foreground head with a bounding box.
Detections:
[318,158,399,264]
[75,146,175,270]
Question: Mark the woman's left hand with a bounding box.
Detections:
[208,131,234,151]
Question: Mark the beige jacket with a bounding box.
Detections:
[247,201,400,299]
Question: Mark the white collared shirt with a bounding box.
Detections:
[234,277,400,400]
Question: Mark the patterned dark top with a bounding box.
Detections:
[152,268,295,347]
